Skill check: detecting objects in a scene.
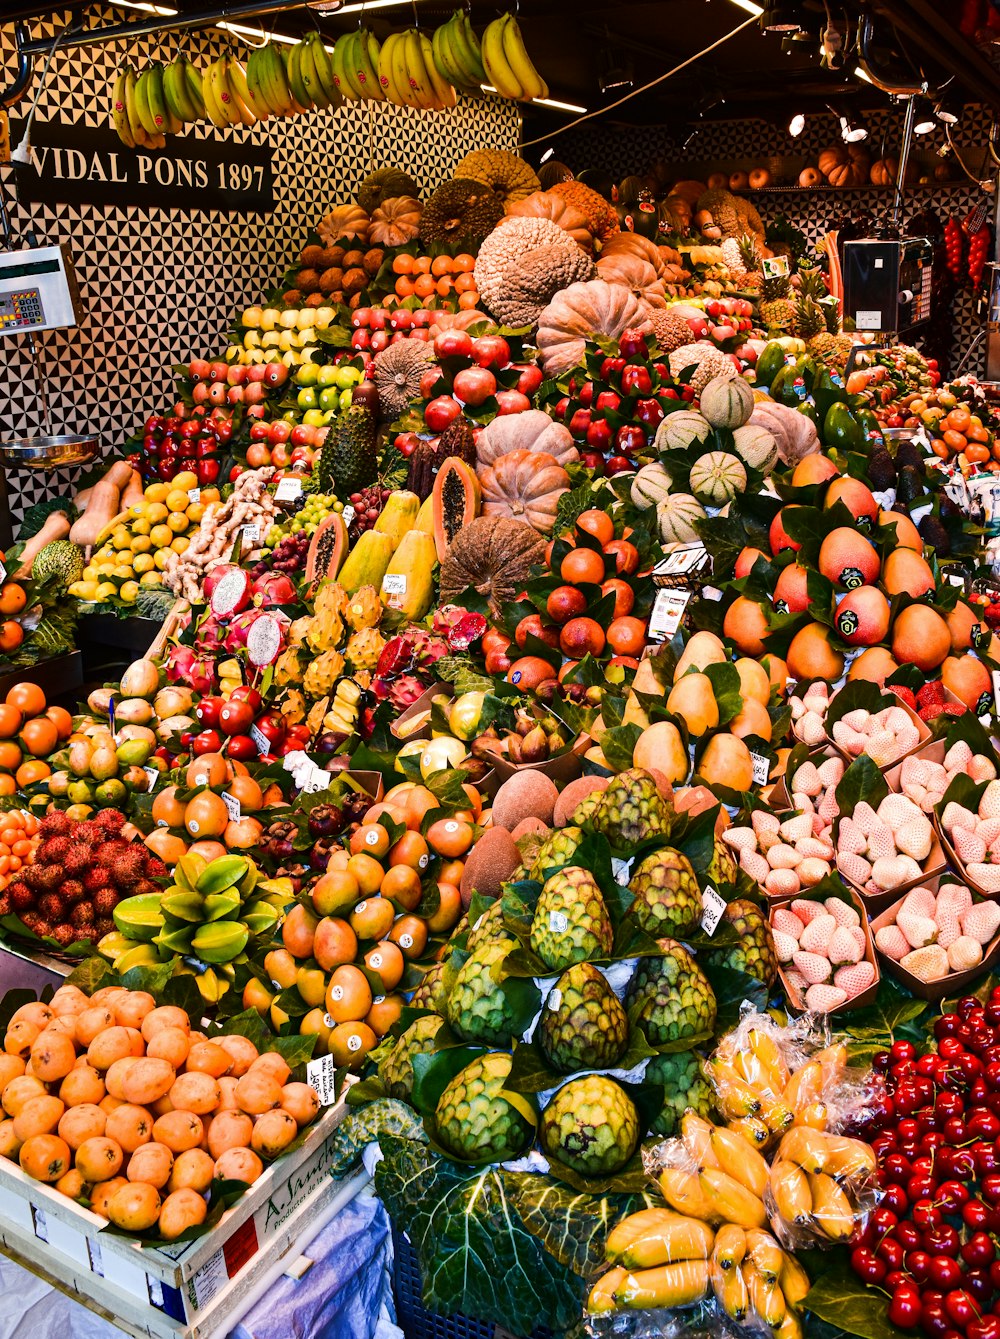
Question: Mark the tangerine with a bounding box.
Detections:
[6,683,44,717]
[560,547,606,586]
[575,510,614,546]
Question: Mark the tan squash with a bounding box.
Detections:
[478,450,570,534]
[122,470,144,510]
[14,509,72,578]
[598,231,667,277]
[502,191,594,252]
[818,146,849,178]
[475,409,579,468]
[535,278,653,378]
[595,253,667,307]
[368,196,422,247]
[69,460,134,548]
[317,204,371,246]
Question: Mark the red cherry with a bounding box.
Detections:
[964,1235,998,1269]
[888,1288,924,1329]
[946,1290,982,1329]
[851,1247,887,1285]
[928,1256,964,1290]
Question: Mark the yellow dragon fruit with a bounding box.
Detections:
[280,688,308,723]
[274,648,304,686]
[345,585,383,632]
[304,649,346,700]
[344,626,386,672]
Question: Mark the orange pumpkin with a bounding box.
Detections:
[477,450,570,534]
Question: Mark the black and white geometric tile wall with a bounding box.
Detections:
[0,7,520,526]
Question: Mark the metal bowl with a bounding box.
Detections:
[0,434,100,468]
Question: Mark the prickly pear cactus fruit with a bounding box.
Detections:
[645,1051,716,1137]
[529,867,614,972]
[700,898,778,986]
[435,1052,533,1163]
[445,938,518,1045]
[377,1015,446,1100]
[539,1074,640,1176]
[627,847,701,938]
[590,769,673,847]
[537,963,629,1074]
[626,938,717,1048]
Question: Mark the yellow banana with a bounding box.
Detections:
[775,1311,804,1339]
[586,1266,627,1314]
[760,1095,796,1137]
[709,1128,770,1199]
[769,1160,813,1225]
[337,31,365,99]
[421,31,457,109]
[712,1224,747,1272]
[796,1102,829,1130]
[134,68,160,137]
[744,1260,787,1327]
[822,1136,877,1180]
[392,30,421,108]
[658,1168,719,1224]
[712,1257,750,1321]
[613,1214,715,1269]
[376,31,402,104]
[779,1250,811,1306]
[124,66,150,146]
[778,1126,829,1174]
[698,1168,768,1231]
[681,1112,719,1168]
[709,1061,762,1119]
[745,1228,784,1283]
[480,14,522,99]
[261,41,295,115]
[403,29,437,109]
[807,1172,856,1241]
[432,17,466,91]
[728,1116,772,1149]
[500,11,547,100]
[182,57,207,119]
[615,1260,711,1310]
[225,56,258,126]
[782,1061,823,1114]
[749,1028,790,1090]
[815,1042,848,1086]
[200,59,230,128]
[354,27,384,100]
[284,41,313,111]
[111,66,136,147]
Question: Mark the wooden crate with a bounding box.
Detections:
[0,1090,365,1339]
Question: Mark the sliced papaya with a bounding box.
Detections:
[432,456,481,563]
[305,512,348,586]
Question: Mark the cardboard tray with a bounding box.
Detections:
[836,828,949,917]
[766,746,846,815]
[482,732,589,786]
[934,774,1000,901]
[884,739,947,793]
[825,692,931,771]
[390,683,452,744]
[870,874,1000,1001]
[770,883,880,1015]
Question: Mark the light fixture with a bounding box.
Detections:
[481,87,586,113]
[760,2,803,33]
[730,0,764,14]
[217,21,297,43]
[113,1,178,12]
[329,0,425,11]
[912,96,936,135]
[788,111,805,136]
[840,114,868,142]
[539,147,555,163]
[935,91,962,124]
[854,65,872,84]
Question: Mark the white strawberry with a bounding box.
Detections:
[896,820,933,863]
[849,925,867,954]
[936,884,973,919]
[875,924,910,960]
[970,755,998,783]
[837,852,873,885]
[896,912,939,948]
[780,814,814,844]
[879,794,920,830]
[980,781,1000,821]
[791,898,826,924]
[758,830,780,854]
[791,792,815,814]
[790,763,822,798]
[885,708,913,735]
[772,908,805,938]
[843,708,870,732]
[792,950,832,984]
[829,926,863,966]
[872,855,922,890]
[953,828,988,865]
[900,944,949,982]
[817,757,845,787]
[837,818,868,856]
[797,858,832,887]
[853,802,879,835]
[784,970,808,996]
[832,722,866,756]
[805,983,848,1012]
[867,730,900,768]
[767,843,802,870]
[895,725,921,754]
[740,850,770,884]
[942,802,977,834]
[773,930,799,964]
[825,896,861,928]
[944,741,973,771]
[978,817,1000,845]
[935,912,961,951]
[960,900,1000,944]
[798,712,827,746]
[818,789,841,824]
[765,868,801,898]
[967,864,1000,895]
[834,961,876,997]
[866,823,897,861]
[947,937,982,972]
[800,913,837,954]
[723,827,758,852]
[751,810,781,836]
[799,837,835,861]
[900,887,936,917]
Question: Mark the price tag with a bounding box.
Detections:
[382,573,407,609]
[0,560,7,585]
[275,476,302,502]
[187,488,201,505]
[240,524,260,548]
[341,505,355,527]
[547,989,562,1012]
[993,670,1000,717]
[222,792,241,822]
[947,574,966,589]
[301,763,331,794]
[701,886,727,936]
[611,856,632,884]
[702,586,723,602]
[250,722,269,753]
[649,588,691,642]
[762,255,790,279]
[751,752,770,786]
[143,767,159,793]
[654,543,709,579]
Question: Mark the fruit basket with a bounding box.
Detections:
[770,883,880,1015]
[870,875,1000,1000]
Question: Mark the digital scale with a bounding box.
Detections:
[841,237,934,336]
[0,245,82,335]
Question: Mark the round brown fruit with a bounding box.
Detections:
[75,1135,124,1183]
[126,1142,174,1188]
[107,1180,161,1232]
[250,1109,297,1160]
[214,1146,263,1186]
[19,1133,71,1182]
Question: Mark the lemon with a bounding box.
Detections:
[129,501,146,518]
[259,307,280,331]
[146,502,169,524]
[243,331,261,348]
[96,582,118,601]
[73,580,99,601]
[261,330,282,349]
[242,306,263,328]
[279,309,299,330]
[201,488,221,505]
[119,581,139,603]
[187,503,205,524]
[173,471,198,493]
[96,560,118,575]
[153,549,171,571]
[165,489,189,513]
[113,564,134,580]
[111,529,131,551]
[130,534,152,554]
[167,512,189,534]
[144,482,169,504]
[150,523,173,549]
[131,517,151,536]
[139,571,163,588]
[133,554,155,574]
[225,345,240,363]
[170,535,190,555]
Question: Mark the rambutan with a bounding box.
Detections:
[52,923,76,947]
[95,809,126,833]
[38,892,64,921]
[132,879,159,899]
[95,916,114,937]
[69,903,95,930]
[62,880,85,905]
[94,839,128,867]
[31,917,52,938]
[0,894,10,917]
[39,812,71,839]
[23,865,46,891]
[144,858,168,881]
[83,867,107,894]
[9,884,34,911]
[63,844,90,876]
[93,888,119,917]
[75,822,100,846]
[36,837,72,865]
[33,866,64,893]
[108,847,145,891]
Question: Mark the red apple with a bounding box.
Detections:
[244,383,267,405]
[495,390,530,416]
[424,396,462,432]
[189,360,211,381]
[351,308,372,328]
[208,383,228,408]
[192,728,223,755]
[618,329,649,358]
[226,734,258,761]
[368,310,389,330]
[263,363,289,387]
[369,330,390,353]
[226,365,247,386]
[226,386,245,405]
[586,419,613,451]
[595,390,621,412]
[568,408,592,438]
[209,361,229,382]
[453,366,497,406]
[351,329,371,351]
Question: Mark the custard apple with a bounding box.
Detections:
[540,1075,639,1175]
[700,898,777,986]
[591,769,673,848]
[529,867,613,972]
[435,1052,533,1163]
[646,1051,716,1137]
[445,938,518,1045]
[537,963,629,1074]
[628,847,701,937]
[626,939,717,1048]
[377,1015,446,1100]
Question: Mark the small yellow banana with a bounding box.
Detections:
[779,1250,811,1306]
[710,1127,770,1199]
[712,1256,750,1321]
[681,1111,719,1168]
[822,1135,877,1180]
[807,1172,856,1241]
[728,1116,772,1149]
[712,1224,747,1272]
[777,1126,829,1174]
[616,1215,715,1269]
[760,1094,796,1137]
[615,1260,711,1310]
[749,1028,791,1091]
[815,1042,848,1086]
[782,1060,823,1114]
[775,1311,805,1339]
[744,1260,787,1327]
[658,1168,719,1224]
[586,1266,628,1314]
[745,1228,784,1283]
[698,1168,768,1231]
[769,1160,813,1225]
[795,1101,829,1130]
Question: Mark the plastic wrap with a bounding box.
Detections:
[765,1126,879,1251]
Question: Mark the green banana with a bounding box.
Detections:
[182,57,207,118]
[285,40,314,110]
[111,65,136,147]
[196,854,251,896]
[455,10,488,84]
[308,33,342,106]
[134,68,160,137]
[355,27,384,100]
[245,48,273,117]
[299,37,330,110]
[191,921,250,963]
[263,41,296,114]
[146,63,180,134]
[335,31,364,99]
[162,59,195,124]
[431,21,465,92]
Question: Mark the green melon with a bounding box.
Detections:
[689,451,747,505]
[656,493,707,544]
[630,462,673,510]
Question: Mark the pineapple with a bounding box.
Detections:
[738,233,762,291]
[758,270,795,332]
[796,266,827,300]
[793,294,826,341]
[720,236,745,281]
[808,332,838,357]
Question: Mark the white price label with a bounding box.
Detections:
[611,856,632,884]
[241,524,260,546]
[856,310,882,331]
[947,574,966,589]
[993,670,1000,717]
[751,752,770,786]
[301,763,331,794]
[143,766,159,793]
[275,476,303,502]
[187,487,201,504]
[341,505,355,527]
[547,989,562,1012]
[222,792,241,821]
[382,573,406,595]
[306,1053,338,1106]
[701,886,727,936]
[0,560,7,585]
[654,543,709,579]
[250,722,269,753]
[702,586,723,602]
[548,910,569,934]
[649,588,691,642]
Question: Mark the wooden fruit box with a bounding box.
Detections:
[0,1088,365,1339]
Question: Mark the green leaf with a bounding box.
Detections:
[835,754,889,817]
[374,1134,584,1333]
[805,1257,905,1339]
[703,660,744,726]
[553,482,599,536]
[702,964,769,1035]
[838,976,929,1065]
[506,1175,657,1279]
[599,723,642,772]
[66,956,117,995]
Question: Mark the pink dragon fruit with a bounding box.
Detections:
[225,608,266,653]
[387,674,427,711]
[252,572,297,609]
[432,605,488,650]
[204,564,243,606]
[164,644,216,695]
[194,612,226,653]
[210,568,253,620]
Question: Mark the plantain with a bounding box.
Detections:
[709,1127,770,1199]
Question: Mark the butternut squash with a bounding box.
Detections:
[14,510,72,578]
[122,470,144,510]
[69,460,133,548]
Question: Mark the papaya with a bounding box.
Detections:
[432,457,481,563]
[414,494,435,535]
[380,529,436,621]
[373,490,420,552]
[337,529,394,595]
[755,342,787,390]
[304,513,348,586]
[823,402,863,452]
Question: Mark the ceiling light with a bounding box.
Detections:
[854,65,872,84]
[533,97,588,113]
[113,1,177,12]
[788,111,805,136]
[217,22,296,43]
[330,0,425,11]
[730,0,764,13]
[761,2,803,33]
[935,91,962,124]
[841,115,868,142]
[540,147,554,163]
[912,97,936,135]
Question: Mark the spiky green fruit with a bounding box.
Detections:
[537,963,629,1074]
[445,938,517,1045]
[540,1075,640,1176]
[377,1016,446,1100]
[628,847,701,938]
[591,768,673,848]
[645,1051,716,1137]
[700,898,777,986]
[435,1052,533,1163]
[626,939,717,1048]
[529,867,613,972]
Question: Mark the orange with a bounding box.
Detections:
[412,255,432,274]
[391,254,414,274]
[0,622,24,654]
[454,272,477,294]
[946,406,971,433]
[606,616,647,657]
[943,429,967,452]
[560,547,605,586]
[0,741,22,771]
[6,683,44,717]
[458,290,480,310]
[425,817,474,858]
[575,509,615,546]
[435,277,454,298]
[431,254,452,276]
[0,705,22,737]
[394,276,414,298]
[44,705,73,740]
[0,584,26,616]
[0,776,17,796]
[453,253,476,272]
[15,759,50,787]
[20,717,57,757]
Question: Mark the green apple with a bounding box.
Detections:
[296,388,318,410]
[339,388,353,410]
[332,365,360,391]
[316,365,339,387]
[295,364,319,387]
[319,387,340,411]
[303,410,326,427]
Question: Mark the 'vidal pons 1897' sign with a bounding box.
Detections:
[9,117,274,214]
